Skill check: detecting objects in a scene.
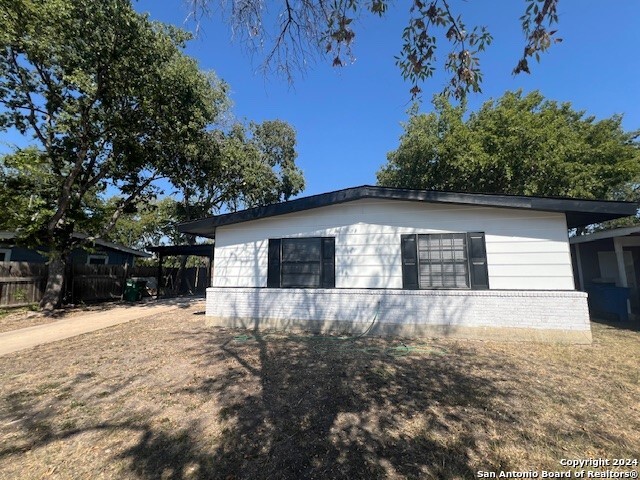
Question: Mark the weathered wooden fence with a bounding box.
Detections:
[162,266,209,298]
[69,264,126,304]
[0,262,47,307]
[0,263,210,307]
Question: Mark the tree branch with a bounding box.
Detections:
[7,50,50,148]
[79,175,161,247]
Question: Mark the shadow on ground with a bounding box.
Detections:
[3,319,637,479]
[168,330,514,479]
[590,316,640,333]
[0,327,517,479]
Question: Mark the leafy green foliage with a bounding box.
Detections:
[0,0,306,308]
[163,118,304,248]
[377,91,640,201]
[0,148,105,250]
[0,0,224,255]
[102,197,182,250]
[395,1,493,99]
[191,0,560,100]
[216,120,305,210]
[0,0,305,246]
[104,118,304,256]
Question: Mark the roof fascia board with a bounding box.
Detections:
[570,226,640,244]
[177,185,638,235]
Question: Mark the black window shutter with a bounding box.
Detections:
[467,232,489,289]
[401,234,419,290]
[267,239,281,288]
[321,237,335,288]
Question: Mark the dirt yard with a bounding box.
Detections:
[0,304,638,479]
[0,300,151,334]
[0,307,57,333]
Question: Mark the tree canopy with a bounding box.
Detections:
[1,0,223,244]
[188,0,561,99]
[106,119,305,250]
[377,91,640,201]
[0,0,305,308]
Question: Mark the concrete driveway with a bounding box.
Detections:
[0,297,204,356]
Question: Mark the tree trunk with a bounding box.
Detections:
[40,255,66,312]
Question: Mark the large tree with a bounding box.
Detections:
[188,0,561,99]
[101,197,182,251]
[377,91,640,200]
[105,119,304,247]
[0,0,229,309]
[167,119,304,233]
[105,118,305,283]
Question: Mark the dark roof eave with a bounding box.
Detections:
[177,185,638,236]
[0,231,151,257]
[147,244,215,257]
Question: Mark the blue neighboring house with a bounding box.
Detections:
[0,231,150,266]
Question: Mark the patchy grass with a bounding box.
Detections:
[0,307,638,479]
[0,305,55,333]
[0,299,154,333]
[0,305,38,319]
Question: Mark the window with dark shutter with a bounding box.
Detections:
[401,232,489,290]
[321,238,335,288]
[467,232,489,289]
[418,233,469,288]
[401,234,419,289]
[267,237,335,288]
[267,239,281,288]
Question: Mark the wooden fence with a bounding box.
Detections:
[0,262,47,307]
[69,264,127,304]
[0,262,210,307]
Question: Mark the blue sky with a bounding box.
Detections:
[133,0,640,197]
[2,2,639,200]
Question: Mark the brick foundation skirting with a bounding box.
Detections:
[205,287,592,344]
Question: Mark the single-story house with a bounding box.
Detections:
[570,226,640,321]
[178,185,637,344]
[0,231,150,266]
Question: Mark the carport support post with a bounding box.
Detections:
[613,238,631,315]
[207,246,214,287]
[157,254,163,300]
[574,243,585,291]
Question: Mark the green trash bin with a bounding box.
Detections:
[123,279,146,302]
[123,279,137,302]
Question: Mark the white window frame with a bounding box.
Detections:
[0,248,11,263]
[86,254,108,265]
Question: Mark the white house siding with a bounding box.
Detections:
[212,198,575,290]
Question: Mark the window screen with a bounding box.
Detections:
[268,237,335,288]
[401,232,488,290]
[281,238,322,288]
[418,233,469,288]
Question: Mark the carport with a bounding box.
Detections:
[571,226,640,321]
[147,244,215,299]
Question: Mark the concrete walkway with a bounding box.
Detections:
[0,297,204,356]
